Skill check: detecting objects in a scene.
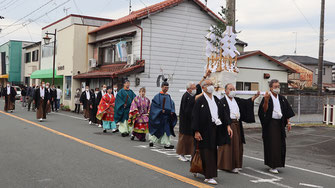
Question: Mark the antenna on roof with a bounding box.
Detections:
[205,0,208,6]
[293,32,297,54]
[129,0,132,14]
[63,7,71,16]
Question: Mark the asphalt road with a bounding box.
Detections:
[0,100,334,188]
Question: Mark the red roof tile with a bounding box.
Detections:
[73,61,145,79]
[89,0,223,34]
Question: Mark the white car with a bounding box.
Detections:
[13,86,21,100]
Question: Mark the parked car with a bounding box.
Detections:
[13,86,21,100]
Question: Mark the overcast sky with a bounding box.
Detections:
[0,0,334,62]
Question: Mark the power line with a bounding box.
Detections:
[0,0,20,10]
[0,0,70,39]
[0,0,9,4]
[1,0,54,31]
[291,0,318,34]
[72,0,82,14]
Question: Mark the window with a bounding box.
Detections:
[236,82,243,90]
[1,52,6,74]
[98,41,132,64]
[32,50,39,61]
[244,82,251,91]
[42,43,56,58]
[236,82,259,91]
[315,68,326,75]
[25,52,31,63]
[65,76,72,100]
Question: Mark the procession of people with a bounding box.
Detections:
[1,72,294,185]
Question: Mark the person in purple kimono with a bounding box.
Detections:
[128,87,150,142]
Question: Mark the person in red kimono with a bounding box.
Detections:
[96,86,117,133]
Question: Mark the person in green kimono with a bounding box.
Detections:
[114,79,136,137]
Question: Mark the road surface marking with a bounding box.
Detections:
[244,155,335,179]
[0,111,212,188]
[299,183,323,188]
[54,112,87,120]
[246,167,282,179]
[239,170,293,188]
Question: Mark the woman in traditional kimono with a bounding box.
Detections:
[128,87,150,142]
[96,86,117,133]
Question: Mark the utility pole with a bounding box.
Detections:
[226,0,236,32]
[317,0,325,96]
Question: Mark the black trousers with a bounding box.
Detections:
[74,104,80,113]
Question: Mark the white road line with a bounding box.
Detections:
[299,183,324,188]
[54,112,86,121]
[239,171,293,188]
[244,155,335,179]
[246,167,282,179]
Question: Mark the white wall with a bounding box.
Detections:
[236,55,289,103]
[127,0,217,114]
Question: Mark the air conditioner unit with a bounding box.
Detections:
[127,54,135,65]
[89,58,97,68]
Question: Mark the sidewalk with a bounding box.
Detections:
[244,113,324,128]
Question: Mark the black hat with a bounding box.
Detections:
[123,79,130,84]
[161,78,169,87]
[107,86,113,90]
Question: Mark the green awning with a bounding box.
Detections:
[31,69,63,79]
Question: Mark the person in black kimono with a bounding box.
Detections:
[218,83,260,173]
[91,88,100,125]
[2,82,17,112]
[80,85,95,125]
[176,82,197,162]
[34,82,50,122]
[258,79,295,174]
[192,79,232,185]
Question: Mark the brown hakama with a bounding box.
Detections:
[36,98,47,119]
[83,102,90,119]
[218,119,243,171]
[46,103,51,113]
[176,134,194,155]
[200,149,217,179]
[264,119,285,169]
[4,96,14,111]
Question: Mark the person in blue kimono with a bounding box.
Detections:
[149,79,177,149]
[114,79,136,137]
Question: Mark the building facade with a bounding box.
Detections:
[32,14,112,109]
[22,42,41,86]
[237,51,295,95]
[76,0,248,113]
[276,55,334,86]
[0,40,34,86]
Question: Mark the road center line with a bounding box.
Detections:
[0,111,212,188]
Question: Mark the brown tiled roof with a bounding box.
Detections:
[73,61,145,79]
[89,0,223,34]
[238,51,297,73]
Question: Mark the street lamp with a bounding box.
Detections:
[43,29,57,85]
